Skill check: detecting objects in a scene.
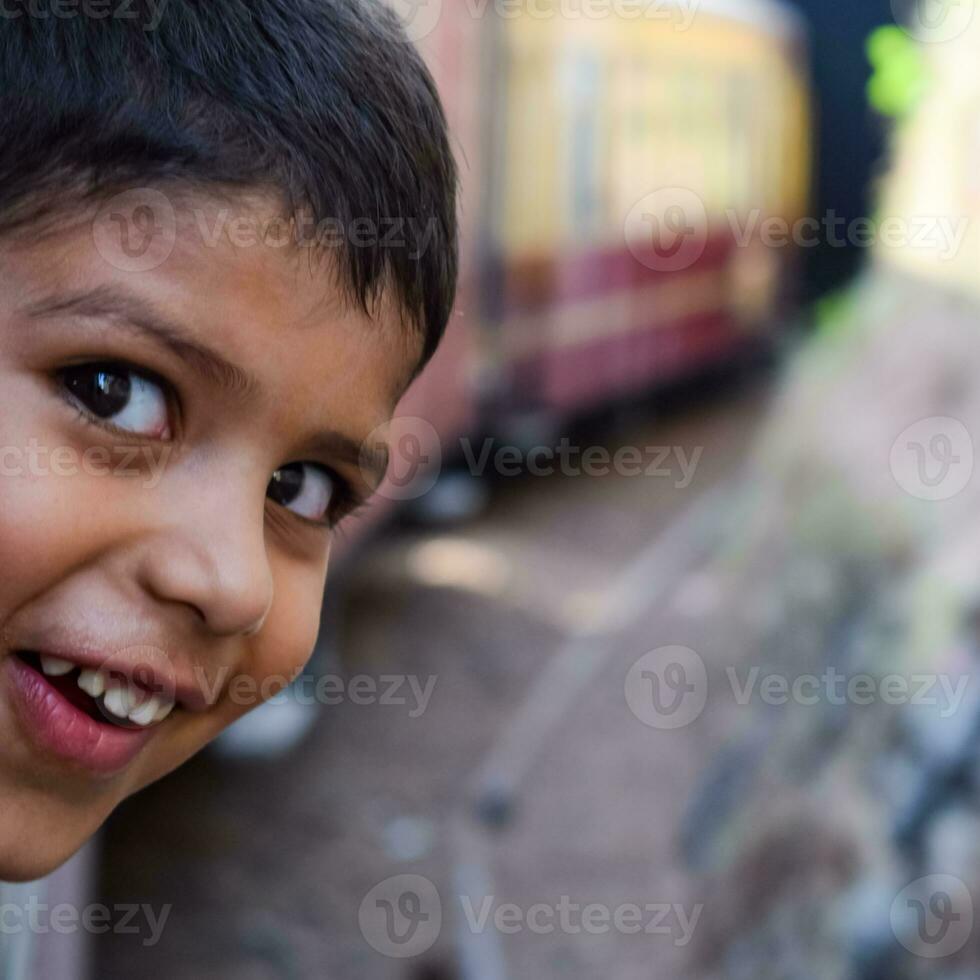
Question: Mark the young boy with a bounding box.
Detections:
[0,0,458,882]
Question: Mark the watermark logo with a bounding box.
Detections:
[361,416,442,502]
[92,187,177,273]
[95,644,178,726]
[625,646,707,730]
[389,0,443,40]
[626,652,969,726]
[625,187,708,273]
[893,0,975,43]
[358,874,442,959]
[358,879,702,958]
[95,193,440,264]
[891,875,974,958]
[890,417,974,501]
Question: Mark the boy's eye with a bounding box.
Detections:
[267,463,334,524]
[62,363,171,439]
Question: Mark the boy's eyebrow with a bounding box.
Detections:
[23,284,258,399]
[306,432,390,488]
[22,284,391,486]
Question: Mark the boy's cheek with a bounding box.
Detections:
[249,554,329,698]
[0,454,133,605]
[133,650,316,791]
[0,468,93,608]
[140,617,322,783]
[0,387,112,584]
[241,617,323,713]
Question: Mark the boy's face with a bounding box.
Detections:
[0,190,418,880]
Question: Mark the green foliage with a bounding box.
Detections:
[865,25,929,118]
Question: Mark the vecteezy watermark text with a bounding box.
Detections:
[461,0,699,26]
[190,210,441,259]
[726,666,969,719]
[391,0,701,43]
[626,646,972,729]
[0,0,168,30]
[92,188,443,274]
[359,418,707,502]
[727,209,969,261]
[194,669,438,718]
[460,439,702,487]
[459,895,702,943]
[0,898,171,948]
[625,188,972,274]
[357,873,703,959]
[0,440,171,489]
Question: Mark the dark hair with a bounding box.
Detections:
[0,0,459,372]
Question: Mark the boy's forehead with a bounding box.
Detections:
[4,188,424,428]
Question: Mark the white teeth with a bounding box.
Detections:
[98,676,175,728]
[77,669,107,699]
[40,655,75,677]
[127,695,162,727]
[102,682,134,721]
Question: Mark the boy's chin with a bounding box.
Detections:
[0,792,108,884]
[0,840,81,884]
[0,855,61,884]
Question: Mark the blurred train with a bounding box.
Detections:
[372,0,813,522]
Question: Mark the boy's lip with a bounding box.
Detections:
[2,653,155,776]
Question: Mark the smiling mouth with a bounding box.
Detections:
[13,650,175,730]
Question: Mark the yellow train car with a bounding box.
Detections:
[478,0,812,415]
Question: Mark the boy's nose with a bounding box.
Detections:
[134,494,274,639]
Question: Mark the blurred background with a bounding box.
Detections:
[30,0,980,976]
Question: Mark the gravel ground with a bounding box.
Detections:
[94,375,771,980]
